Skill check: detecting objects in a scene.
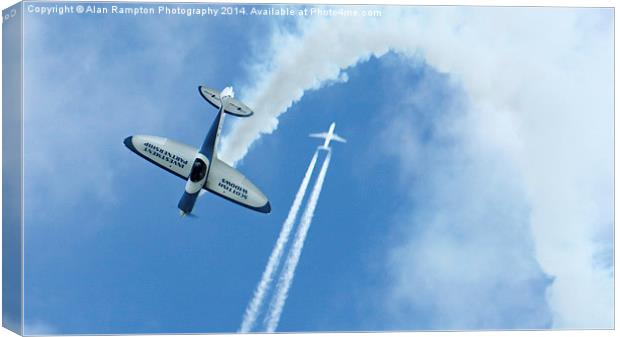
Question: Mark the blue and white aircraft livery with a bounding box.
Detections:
[124,86,271,216]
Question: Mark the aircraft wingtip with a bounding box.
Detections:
[258,201,271,214]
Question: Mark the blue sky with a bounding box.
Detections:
[19,2,612,334]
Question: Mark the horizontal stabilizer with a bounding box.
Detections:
[224,97,253,117]
[199,85,253,117]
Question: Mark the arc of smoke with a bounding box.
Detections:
[239,151,319,333]
[221,9,613,328]
[264,151,332,332]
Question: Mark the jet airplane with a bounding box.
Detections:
[124,86,271,216]
[309,122,347,150]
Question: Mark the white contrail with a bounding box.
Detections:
[264,151,332,332]
[239,151,319,333]
[220,9,613,328]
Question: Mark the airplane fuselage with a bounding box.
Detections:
[309,122,346,150]
[322,122,337,148]
[124,85,271,215]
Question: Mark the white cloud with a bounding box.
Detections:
[378,66,553,328]
[22,16,214,215]
[220,7,613,329]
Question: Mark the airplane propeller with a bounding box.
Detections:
[179,210,200,219]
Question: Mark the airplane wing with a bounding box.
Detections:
[124,135,197,180]
[309,132,328,139]
[332,134,347,143]
[125,135,271,213]
[204,157,271,213]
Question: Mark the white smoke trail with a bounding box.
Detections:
[264,151,332,332]
[221,8,613,328]
[239,151,319,333]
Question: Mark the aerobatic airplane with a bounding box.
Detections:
[309,122,347,150]
[124,86,271,216]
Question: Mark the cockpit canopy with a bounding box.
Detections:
[190,158,207,183]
